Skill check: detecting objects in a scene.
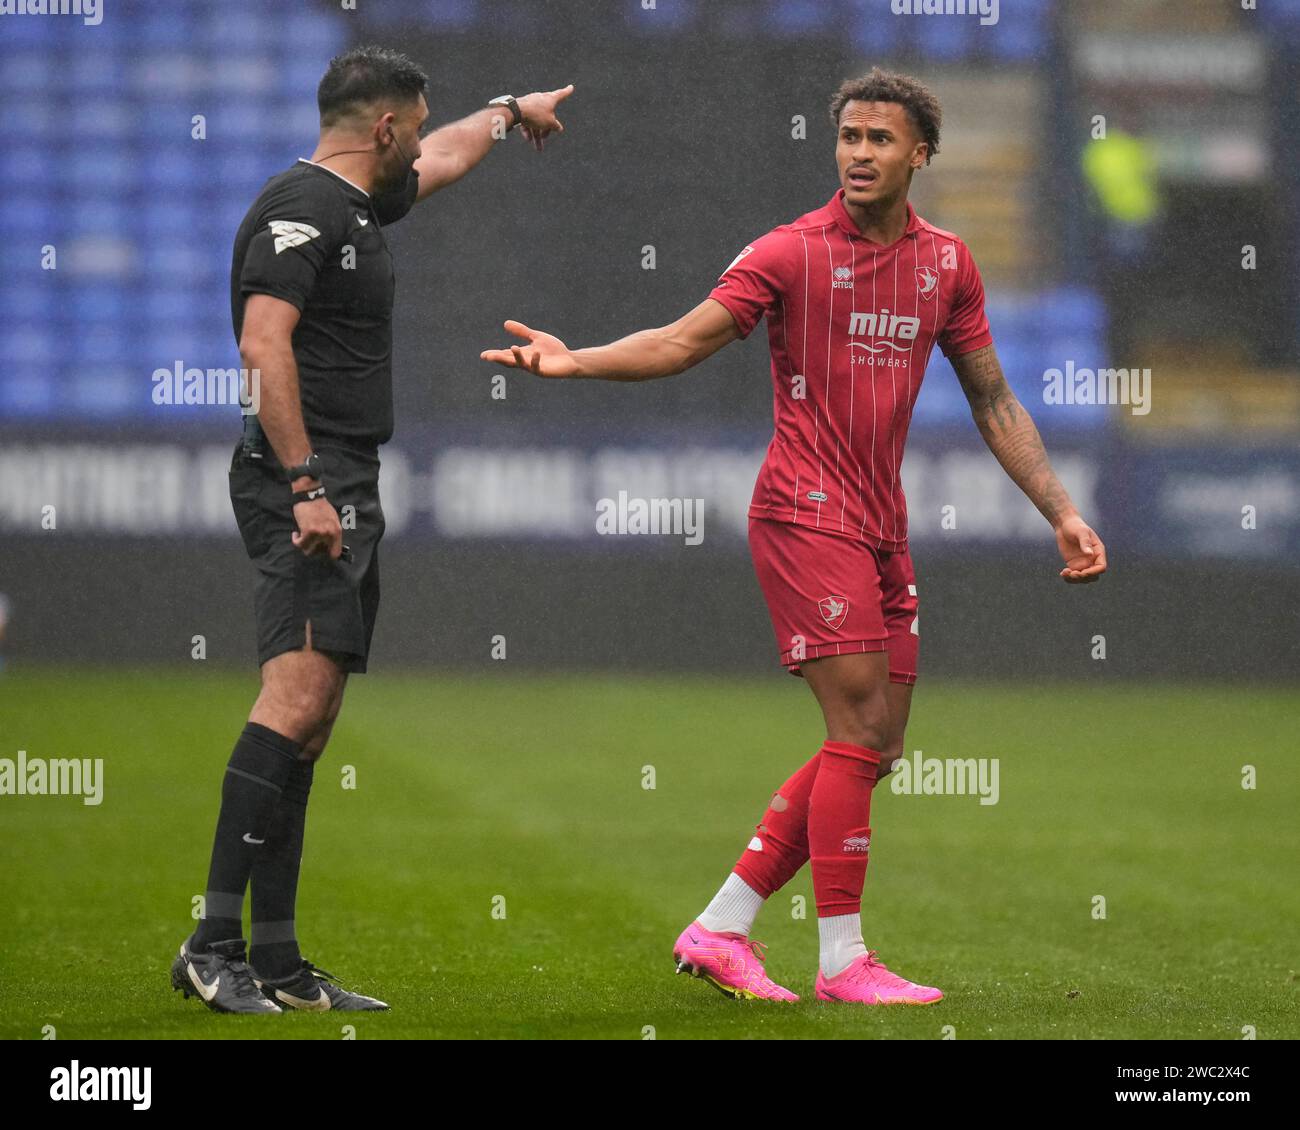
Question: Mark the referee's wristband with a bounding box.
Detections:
[292,485,328,505]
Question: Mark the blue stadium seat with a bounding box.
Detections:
[279,11,349,49]
[913,359,969,424]
[211,58,277,97]
[0,55,57,93]
[68,366,138,417]
[913,14,973,61]
[209,101,272,142]
[0,147,53,185]
[68,53,124,93]
[0,371,57,416]
[0,11,56,45]
[64,286,130,324]
[985,1,1049,60]
[77,149,136,192]
[140,203,201,238]
[846,0,903,54]
[68,102,134,139]
[1046,286,1106,333]
[148,152,205,192]
[132,54,205,98]
[73,328,131,364]
[1,286,50,325]
[4,329,57,365]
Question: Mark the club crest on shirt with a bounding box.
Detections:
[915,265,940,300]
[818,595,850,629]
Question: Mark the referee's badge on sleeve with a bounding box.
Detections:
[269,220,322,254]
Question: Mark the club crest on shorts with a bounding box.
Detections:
[818,595,849,629]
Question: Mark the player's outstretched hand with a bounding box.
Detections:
[517,84,574,151]
[480,320,581,378]
[1055,514,1107,583]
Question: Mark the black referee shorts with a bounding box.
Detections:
[228,441,385,674]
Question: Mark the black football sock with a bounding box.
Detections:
[249,758,314,978]
[192,723,301,951]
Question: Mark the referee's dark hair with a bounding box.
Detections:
[318,45,429,127]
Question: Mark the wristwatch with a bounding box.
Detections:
[487,94,521,129]
[285,452,322,483]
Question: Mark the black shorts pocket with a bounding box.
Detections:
[229,464,273,560]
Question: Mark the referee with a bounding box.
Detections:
[170,46,573,1013]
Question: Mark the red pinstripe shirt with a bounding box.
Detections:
[708,189,992,552]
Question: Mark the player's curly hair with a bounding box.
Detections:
[828,68,942,165]
[318,45,429,127]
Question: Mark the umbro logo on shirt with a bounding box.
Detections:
[268,220,321,254]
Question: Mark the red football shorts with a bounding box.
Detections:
[748,516,918,684]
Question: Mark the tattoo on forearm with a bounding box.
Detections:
[954,346,1072,523]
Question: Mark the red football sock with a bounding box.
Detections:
[733,750,822,898]
[808,740,881,917]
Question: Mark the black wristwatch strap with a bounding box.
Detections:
[292,485,328,505]
[286,452,322,482]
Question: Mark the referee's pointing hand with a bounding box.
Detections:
[292,496,344,559]
[516,84,575,152]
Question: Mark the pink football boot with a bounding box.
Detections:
[815,949,943,1005]
[673,921,799,1002]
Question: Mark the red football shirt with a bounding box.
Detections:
[708,188,992,552]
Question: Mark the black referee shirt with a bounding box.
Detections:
[230,159,419,449]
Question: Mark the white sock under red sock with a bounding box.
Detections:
[697,873,765,936]
[818,913,868,977]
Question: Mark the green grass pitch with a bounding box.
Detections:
[1,669,1296,1040]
